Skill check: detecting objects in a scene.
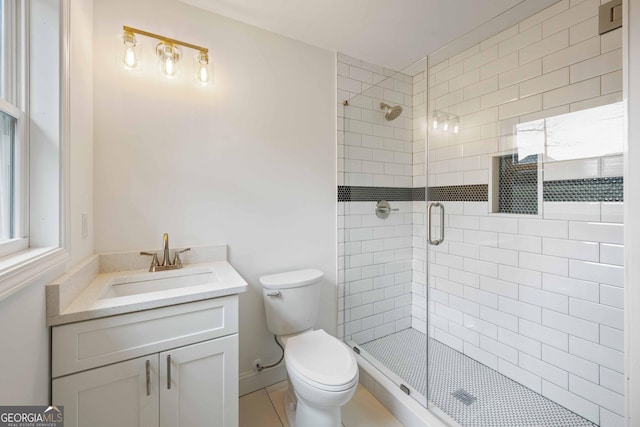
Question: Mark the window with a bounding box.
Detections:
[0,0,66,299]
[0,110,17,241]
[0,0,27,258]
[513,102,624,162]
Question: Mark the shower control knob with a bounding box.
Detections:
[375,200,399,219]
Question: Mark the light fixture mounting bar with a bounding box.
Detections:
[123,25,208,53]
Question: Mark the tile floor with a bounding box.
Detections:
[239,380,404,427]
[360,328,596,427]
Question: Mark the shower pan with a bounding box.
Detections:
[338,2,625,426]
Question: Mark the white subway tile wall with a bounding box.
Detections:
[425,1,623,425]
[339,201,415,343]
[337,53,427,345]
[339,57,415,188]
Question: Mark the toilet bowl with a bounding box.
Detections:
[260,269,359,427]
[284,329,358,426]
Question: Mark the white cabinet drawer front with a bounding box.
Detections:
[52,296,238,377]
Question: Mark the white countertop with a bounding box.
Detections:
[46,245,247,326]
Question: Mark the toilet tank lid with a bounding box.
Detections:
[259,269,324,289]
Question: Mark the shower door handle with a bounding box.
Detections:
[428,202,445,246]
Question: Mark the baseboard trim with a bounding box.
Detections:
[239,363,287,396]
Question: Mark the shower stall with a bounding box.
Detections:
[337,2,624,426]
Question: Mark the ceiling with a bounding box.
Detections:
[177,0,528,71]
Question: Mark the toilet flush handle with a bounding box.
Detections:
[266,290,281,297]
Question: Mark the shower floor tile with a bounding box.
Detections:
[359,328,597,427]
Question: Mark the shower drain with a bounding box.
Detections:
[451,389,477,406]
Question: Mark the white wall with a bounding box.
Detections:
[91,0,336,383]
[0,0,95,404]
[68,0,94,267]
[0,268,63,404]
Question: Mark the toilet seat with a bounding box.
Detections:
[284,330,358,392]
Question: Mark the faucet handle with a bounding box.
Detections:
[140,251,159,272]
[173,248,191,268]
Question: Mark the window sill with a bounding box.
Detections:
[0,238,29,258]
[0,246,69,301]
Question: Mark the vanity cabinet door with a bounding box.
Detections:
[52,355,160,427]
[160,334,238,427]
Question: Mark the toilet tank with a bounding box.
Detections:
[259,269,324,336]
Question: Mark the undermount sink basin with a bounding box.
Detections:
[99,267,218,299]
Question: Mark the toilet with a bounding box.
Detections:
[260,269,358,427]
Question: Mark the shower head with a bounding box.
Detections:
[380,102,403,121]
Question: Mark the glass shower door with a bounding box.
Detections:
[337,54,429,408]
[424,2,625,423]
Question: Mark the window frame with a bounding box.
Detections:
[0,0,28,257]
[0,0,69,300]
[0,99,28,258]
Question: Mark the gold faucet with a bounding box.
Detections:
[140,233,190,272]
[161,233,170,267]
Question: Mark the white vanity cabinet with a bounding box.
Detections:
[51,296,239,427]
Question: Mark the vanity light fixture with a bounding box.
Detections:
[432,111,460,134]
[122,25,212,85]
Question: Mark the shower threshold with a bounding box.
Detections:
[358,328,597,427]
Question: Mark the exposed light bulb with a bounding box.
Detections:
[199,66,208,82]
[195,52,210,85]
[156,42,181,79]
[122,32,139,70]
[165,57,176,77]
[443,121,449,132]
[124,47,137,68]
[125,48,136,67]
[432,118,438,129]
[453,123,459,134]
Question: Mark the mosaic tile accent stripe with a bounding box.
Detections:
[338,179,624,203]
[544,177,624,202]
[412,187,426,201]
[338,186,425,202]
[427,185,489,202]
